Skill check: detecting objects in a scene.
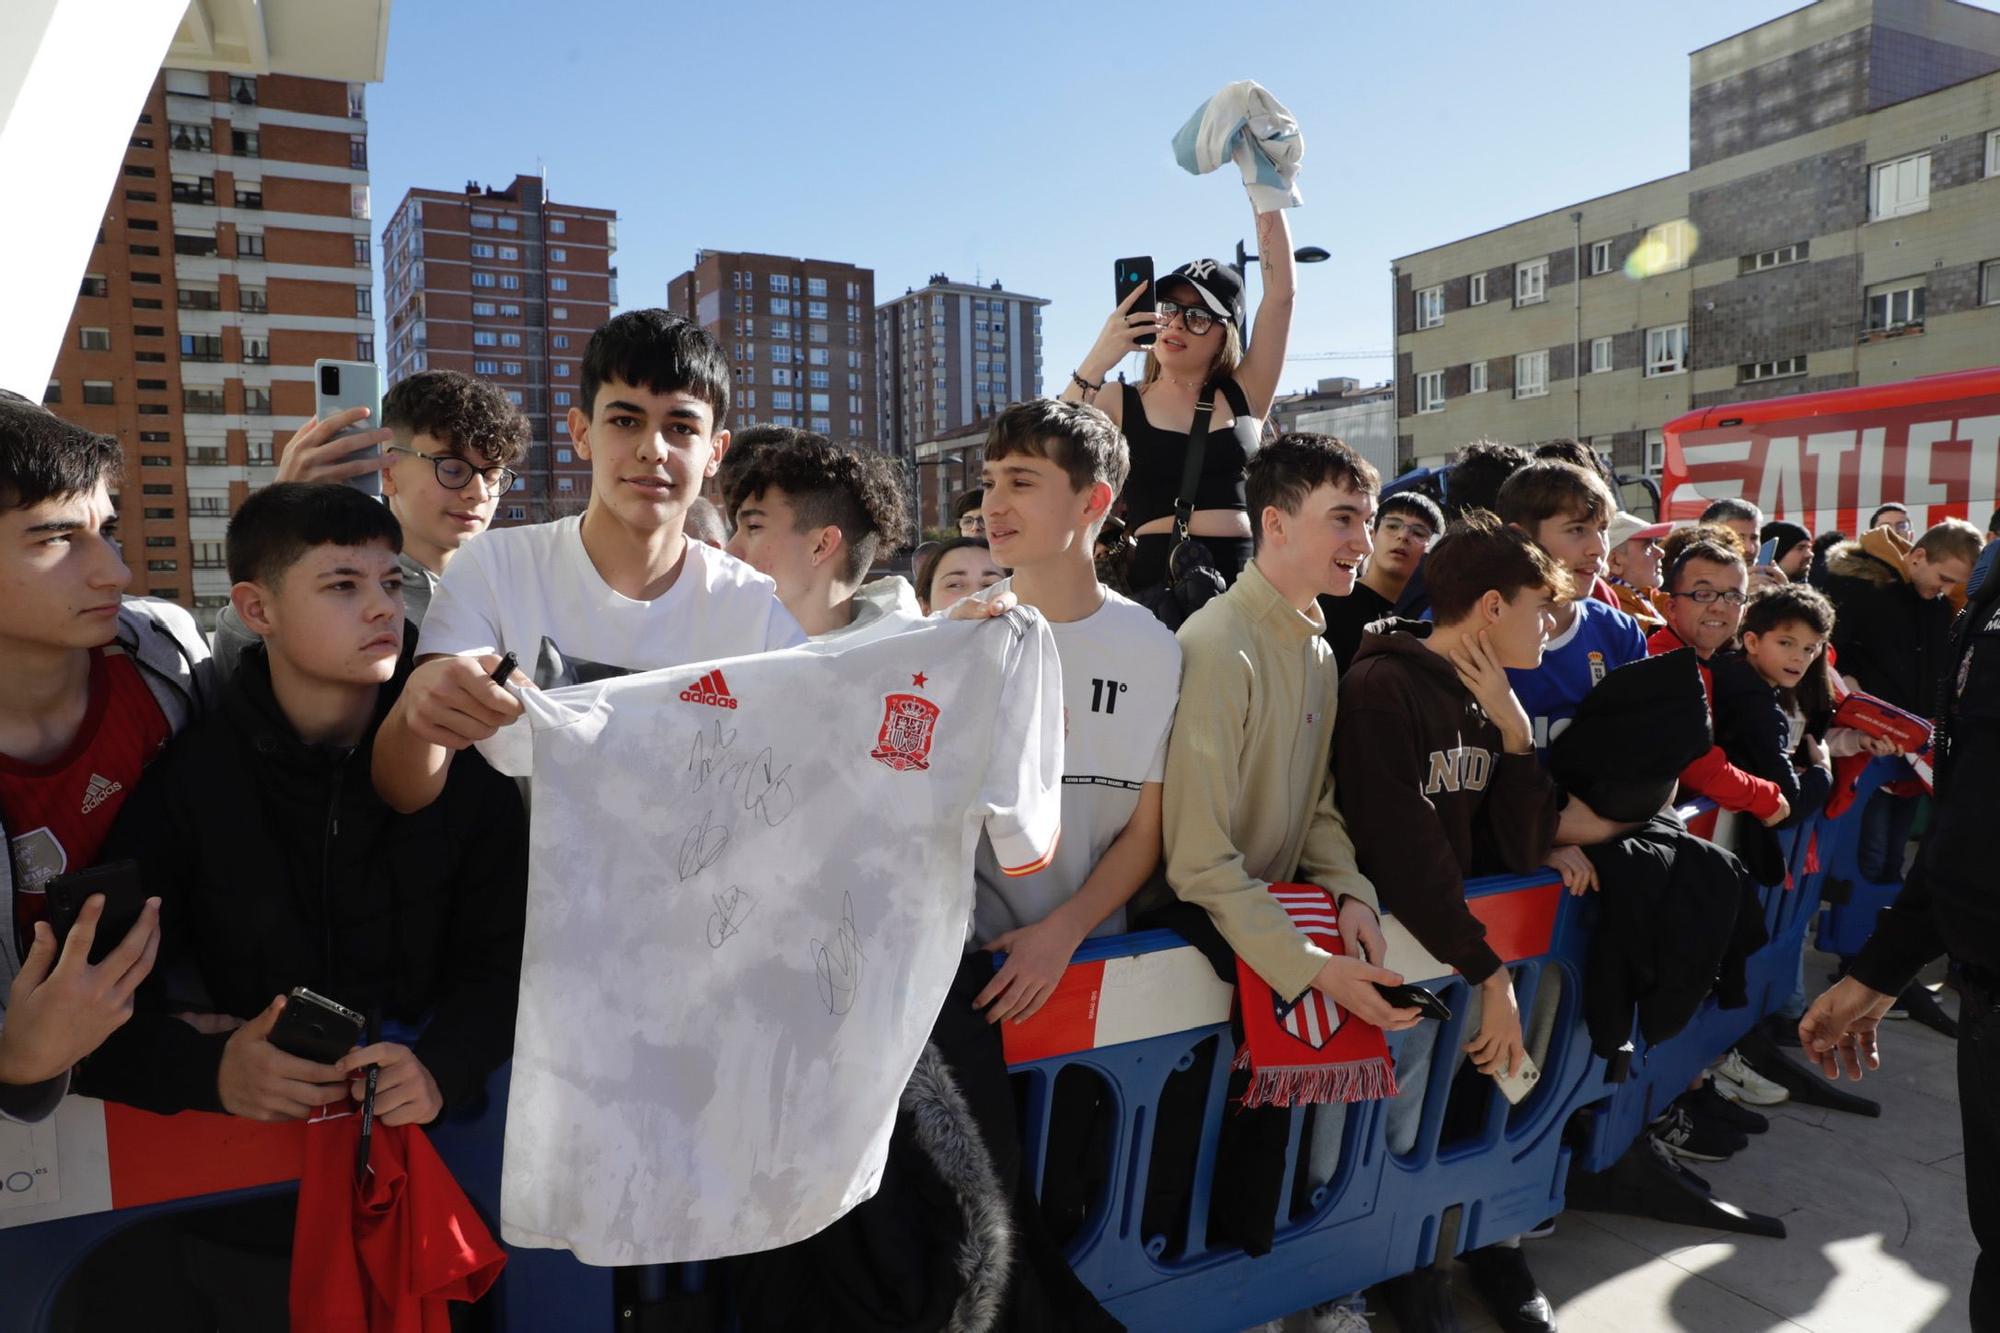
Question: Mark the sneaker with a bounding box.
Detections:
[1462,1244,1557,1333]
[1521,1215,1558,1240]
[1649,1103,1742,1163]
[1376,1269,1462,1333]
[1712,1048,1789,1106]
[1645,1129,1712,1191]
[1891,983,1959,1038]
[1687,1078,1768,1134]
[1308,1297,1374,1333]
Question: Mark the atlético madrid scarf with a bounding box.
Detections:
[1231,883,1397,1108]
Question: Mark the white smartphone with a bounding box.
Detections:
[313,358,384,498]
[1494,1052,1541,1105]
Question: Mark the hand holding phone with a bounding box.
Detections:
[0,888,160,1087]
[313,360,386,497]
[1494,1052,1541,1105]
[217,993,351,1122]
[1373,981,1451,1023]
[1113,257,1157,348]
[1756,536,1780,567]
[45,860,147,966]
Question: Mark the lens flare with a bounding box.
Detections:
[1624,219,1700,280]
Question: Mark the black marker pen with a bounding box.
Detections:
[490,651,518,686]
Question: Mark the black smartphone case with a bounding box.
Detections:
[268,994,364,1064]
[44,860,145,965]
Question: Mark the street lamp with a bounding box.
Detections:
[1233,240,1332,274]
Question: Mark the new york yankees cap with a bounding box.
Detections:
[1159,259,1246,329]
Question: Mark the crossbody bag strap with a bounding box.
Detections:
[1171,387,1218,548]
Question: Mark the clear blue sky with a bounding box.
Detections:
[368,0,1813,399]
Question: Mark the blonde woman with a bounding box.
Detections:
[1061,206,1297,592]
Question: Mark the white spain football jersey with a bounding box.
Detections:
[499,610,1062,1265]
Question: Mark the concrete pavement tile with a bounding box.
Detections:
[1927,1153,1965,1180]
[1531,1217,1811,1331]
[1558,1209,1735,1263]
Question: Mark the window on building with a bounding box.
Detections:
[349,135,367,169]
[355,334,374,362]
[242,334,269,364]
[43,381,60,404]
[122,164,155,178]
[472,272,496,288]
[471,243,495,258]
[227,75,256,104]
[497,246,518,261]
[181,386,222,412]
[82,381,114,405]
[234,185,263,209]
[550,306,567,320]
[1982,258,2000,306]
[550,277,568,292]
[470,213,496,230]
[552,334,569,349]
[1469,361,1488,394]
[474,359,499,375]
[1416,370,1445,414]
[244,388,271,415]
[498,274,519,290]
[1989,129,2000,179]
[180,333,223,362]
[78,327,110,351]
[1871,152,1932,220]
[472,301,496,316]
[1589,240,1612,275]
[174,230,218,258]
[355,287,372,316]
[230,130,259,158]
[554,391,571,406]
[1743,241,1808,273]
[1645,324,1687,376]
[501,361,522,374]
[353,236,370,264]
[79,274,107,298]
[1590,336,1613,373]
[1468,272,1487,306]
[1866,278,1926,330]
[1514,350,1548,398]
[170,173,213,204]
[500,302,522,316]
[1739,356,1806,383]
[548,218,567,234]
[1515,258,1547,306]
[473,331,498,347]
[554,363,570,377]
[237,232,264,258]
[168,121,211,152]
[505,505,527,521]
[496,215,518,232]
[1416,286,1444,330]
[807,277,828,297]
[499,332,521,347]
[179,282,220,311]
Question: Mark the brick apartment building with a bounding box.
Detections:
[383,176,618,525]
[666,251,877,449]
[1393,0,2000,479]
[875,274,1047,471]
[41,67,376,628]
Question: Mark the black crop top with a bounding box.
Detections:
[1115,379,1262,528]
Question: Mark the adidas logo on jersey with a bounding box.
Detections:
[679,669,739,710]
[80,773,122,815]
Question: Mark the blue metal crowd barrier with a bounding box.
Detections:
[1814,757,1911,959]
[0,785,1882,1333]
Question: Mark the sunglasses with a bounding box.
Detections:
[1154,300,1220,337]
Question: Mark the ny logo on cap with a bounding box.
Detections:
[1185,259,1220,281]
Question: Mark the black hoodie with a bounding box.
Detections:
[1334,620,1561,983]
[77,634,527,1118]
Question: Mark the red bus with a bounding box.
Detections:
[1661,366,2000,533]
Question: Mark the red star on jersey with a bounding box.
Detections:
[910,671,928,689]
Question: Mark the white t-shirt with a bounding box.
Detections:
[971,581,1180,945]
[500,611,1063,1265]
[417,516,806,775]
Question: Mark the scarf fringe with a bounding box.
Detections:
[1236,1055,1397,1109]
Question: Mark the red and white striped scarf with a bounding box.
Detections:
[1232,883,1397,1108]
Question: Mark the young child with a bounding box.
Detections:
[0,395,203,1123]
[723,434,919,642]
[915,537,1004,614]
[1335,512,1570,1333]
[370,309,807,809]
[214,368,532,677]
[71,483,527,1328]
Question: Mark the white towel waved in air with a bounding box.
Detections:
[1171,80,1304,213]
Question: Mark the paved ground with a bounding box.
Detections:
[1363,949,1974,1333]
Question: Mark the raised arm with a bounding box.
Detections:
[1059,284,1159,424]
[1233,208,1297,417]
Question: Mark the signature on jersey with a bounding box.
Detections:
[810,892,866,1017]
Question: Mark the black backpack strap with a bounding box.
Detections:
[1171,388,1217,545]
[1215,375,1252,422]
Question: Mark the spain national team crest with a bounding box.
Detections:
[871,693,941,772]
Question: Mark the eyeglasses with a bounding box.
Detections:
[1155,300,1219,337]
[1669,587,1747,605]
[1377,516,1435,543]
[387,445,517,494]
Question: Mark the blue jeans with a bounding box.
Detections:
[1858,791,1921,883]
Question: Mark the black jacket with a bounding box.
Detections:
[1581,814,1765,1058]
[1821,537,1953,715]
[77,639,527,1117]
[1709,651,1832,883]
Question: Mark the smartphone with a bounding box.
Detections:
[1373,981,1452,1023]
[44,860,147,966]
[1756,536,1779,566]
[313,358,384,498]
[1494,1052,1542,1105]
[268,986,366,1064]
[1113,256,1156,348]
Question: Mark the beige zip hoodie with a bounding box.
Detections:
[1163,559,1379,1002]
